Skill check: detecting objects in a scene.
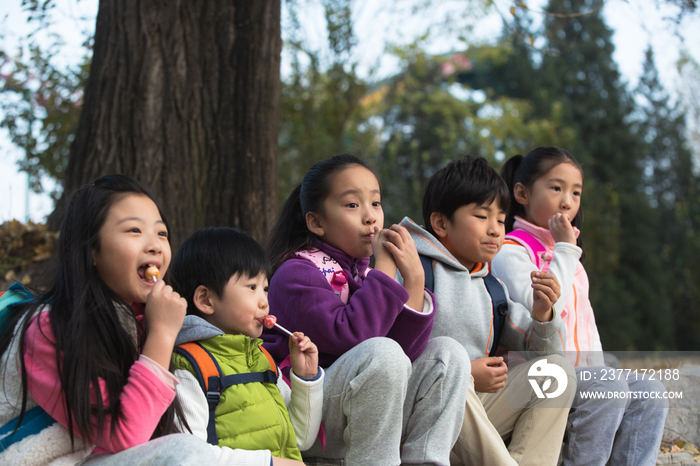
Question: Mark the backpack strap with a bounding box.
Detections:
[419,254,508,356]
[483,274,509,356]
[419,254,434,293]
[174,341,279,445]
[0,284,57,451]
[0,405,56,453]
[293,249,353,303]
[0,283,34,330]
[504,230,549,269]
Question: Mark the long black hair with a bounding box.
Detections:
[267,154,375,273]
[0,174,186,447]
[501,147,585,256]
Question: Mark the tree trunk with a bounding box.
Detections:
[51,0,281,248]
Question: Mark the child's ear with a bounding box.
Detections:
[193,285,215,315]
[306,212,325,237]
[430,212,449,239]
[513,182,529,206]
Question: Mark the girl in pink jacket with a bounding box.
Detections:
[492,147,668,466]
[0,175,214,465]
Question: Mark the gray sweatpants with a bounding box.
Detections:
[561,367,669,466]
[79,433,216,465]
[302,336,470,466]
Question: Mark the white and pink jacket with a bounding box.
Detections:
[491,217,604,367]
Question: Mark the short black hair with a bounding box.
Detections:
[169,227,270,316]
[422,155,510,237]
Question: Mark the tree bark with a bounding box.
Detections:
[51,0,281,247]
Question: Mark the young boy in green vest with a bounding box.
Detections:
[169,227,323,466]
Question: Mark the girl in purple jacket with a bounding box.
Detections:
[263,154,469,466]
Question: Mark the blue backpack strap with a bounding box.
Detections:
[0,283,34,330]
[483,274,509,356]
[0,406,56,453]
[0,284,55,452]
[419,254,434,293]
[219,370,277,386]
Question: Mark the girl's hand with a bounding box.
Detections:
[142,280,187,369]
[471,357,508,393]
[531,271,561,322]
[381,224,425,311]
[372,227,398,279]
[288,332,319,380]
[548,213,576,245]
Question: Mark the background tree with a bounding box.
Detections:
[635,46,700,349]
[45,1,282,247]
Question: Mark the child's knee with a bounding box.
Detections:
[545,353,577,400]
[354,337,411,383]
[420,336,470,378]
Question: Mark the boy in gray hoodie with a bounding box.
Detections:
[398,155,576,466]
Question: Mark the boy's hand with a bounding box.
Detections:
[372,227,398,279]
[471,357,508,393]
[288,332,319,380]
[531,271,561,322]
[272,458,306,466]
[142,280,187,369]
[381,224,425,311]
[548,213,576,245]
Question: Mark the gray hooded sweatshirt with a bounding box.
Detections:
[399,217,567,362]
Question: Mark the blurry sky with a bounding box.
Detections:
[1,0,699,223]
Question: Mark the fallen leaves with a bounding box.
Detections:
[1,220,57,284]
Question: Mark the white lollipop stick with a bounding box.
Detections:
[273,322,295,338]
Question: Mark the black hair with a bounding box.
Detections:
[267,154,376,273]
[0,174,186,447]
[422,155,511,237]
[500,146,585,255]
[170,227,270,317]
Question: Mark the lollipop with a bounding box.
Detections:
[540,252,554,273]
[145,266,160,282]
[260,315,295,338]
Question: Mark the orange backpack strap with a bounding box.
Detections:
[173,342,223,444]
[260,345,278,378]
[174,342,221,391]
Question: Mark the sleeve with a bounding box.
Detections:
[268,258,433,362]
[491,242,582,315]
[277,368,324,451]
[174,369,273,466]
[497,279,568,357]
[23,312,177,453]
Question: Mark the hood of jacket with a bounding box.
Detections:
[175,315,225,346]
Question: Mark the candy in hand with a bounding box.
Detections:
[145,266,160,282]
[541,252,554,273]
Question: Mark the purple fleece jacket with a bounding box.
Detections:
[262,240,435,368]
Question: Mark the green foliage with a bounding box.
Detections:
[367,43,575,224]
[279,0,376,204]
[635,46,700,349]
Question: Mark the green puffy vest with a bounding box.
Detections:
[173,335,302,460]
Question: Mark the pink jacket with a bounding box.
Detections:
[23,309,177,454]
[492,217,603,367]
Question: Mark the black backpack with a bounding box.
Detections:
[419,255,508,356]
